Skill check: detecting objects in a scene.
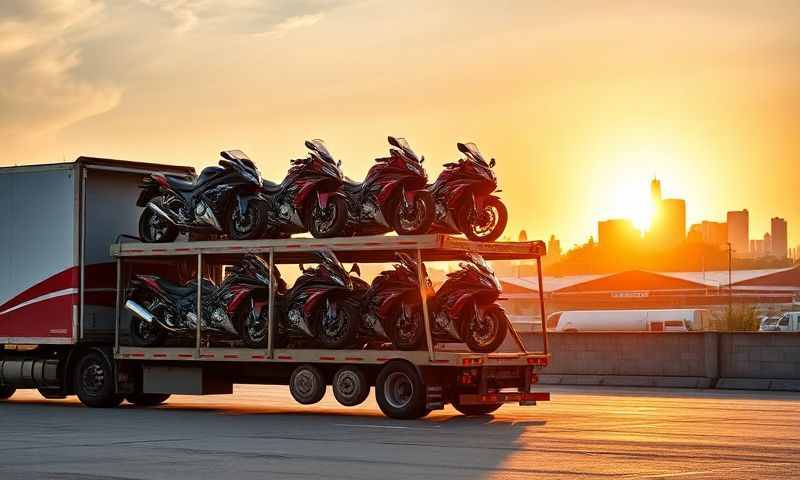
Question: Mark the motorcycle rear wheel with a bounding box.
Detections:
[463,305,508,353]
[306,196,347,238]
[458,196,508,242]
[393,191,434,236]
[139,206,178,243]
[129,296,167,347]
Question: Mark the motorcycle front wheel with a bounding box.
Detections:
[316,301,359,349]
[391,308,426,350]
[226,200,267,240]
[458,196,508,242]
[139,205,178,243]
[463,305,508,353]
[241,307,288,348]
[306,196,347,238]
[393,191,434,236]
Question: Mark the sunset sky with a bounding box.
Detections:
[1,1,798,249]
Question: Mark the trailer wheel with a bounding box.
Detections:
[0,385,15,400]
[375,361,427,419]
[451,397,502,416]
[289,365,326,405]
[332,366,369,407]
[74,352,123,408]
[126,393,171,406]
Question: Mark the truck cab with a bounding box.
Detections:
[764,312,800,332]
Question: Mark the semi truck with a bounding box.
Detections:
[0,157,550,419]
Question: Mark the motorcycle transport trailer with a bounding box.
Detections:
[108,234,550,419]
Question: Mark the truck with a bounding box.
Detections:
[759,312,800,332]
[0,158,550,419]
[545,308,714,333]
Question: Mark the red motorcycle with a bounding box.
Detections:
[260,140,347,238]
[340,136,434,236]
[428,142,508,242]
[366,253,508,353]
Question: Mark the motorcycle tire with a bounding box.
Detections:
[391,309,426,351]
[226,199,267,241]
[393,191,435,236]
[139,205,178,243]
[458,196,508,242]
[463,305,508,353]
[316,301,359,349]
[306,195,347,239]
[128,294,167,347]
[241,308,288,348]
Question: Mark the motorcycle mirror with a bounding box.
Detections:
[298,264,306,273]
[420,155,425,164]
[337,159,342,168]
[489,158,496,168]
[349,263,361,277]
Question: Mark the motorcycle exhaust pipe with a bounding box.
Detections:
[146,200,179,225]
[125,300,156,324]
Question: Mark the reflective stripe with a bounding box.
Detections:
[0,288,78,316]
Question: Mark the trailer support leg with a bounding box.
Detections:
[114,257,121,355]
[196,252,202,358]
[416,248,435,362]
[267,248,275,359]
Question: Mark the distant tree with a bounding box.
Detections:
[713,304,760,331]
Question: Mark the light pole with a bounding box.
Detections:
[727,242,733,313]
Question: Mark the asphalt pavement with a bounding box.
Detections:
[2,385,799,479]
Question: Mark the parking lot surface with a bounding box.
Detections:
[2,385,799,479]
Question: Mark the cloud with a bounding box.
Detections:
[253,13,323,39]
[0,0,122,141]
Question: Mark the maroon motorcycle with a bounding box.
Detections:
[340,136,434,236]
[260,140,347,238]
[429,142,508,242]
[367,253,508,353]
[281,250,361,349]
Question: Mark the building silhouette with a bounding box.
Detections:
[688,221,727,247]
[727,209,749,257]
[548,234,562,260]
[771,217,788,259]
[598,219,640,251]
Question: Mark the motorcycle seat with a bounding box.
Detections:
[196,166,224,185]
[261,178,283,194]
[165,174,197,192]
[343,177,361,193]
[157,278,213,297]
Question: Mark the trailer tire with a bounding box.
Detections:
[375,361,427,419]
[451,397,502,416]
[0,385,15,400]
[332,366,369,407]
[74,352,123,408]
[126,393,171,406]
[289,365,326,405]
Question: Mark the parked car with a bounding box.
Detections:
[759,312,800,332]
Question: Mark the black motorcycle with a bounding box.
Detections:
[125,254,278,347]
[280,250,361,349]
[137,150,266,242]
[340,136,434,236]
[428,142,508,242]
[260,140,347,239]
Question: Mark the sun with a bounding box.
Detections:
[608,179,654,233]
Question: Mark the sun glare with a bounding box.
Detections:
[608,180,653,234]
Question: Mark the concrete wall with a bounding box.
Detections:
[525,332,800,391]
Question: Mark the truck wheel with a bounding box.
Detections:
[74,351,124,408]
[332,366,369,407]
[289,365,326,405]
[126,393,171,406]
[451,397,502,416]
[0,385,15,400]
[375,361,427,419]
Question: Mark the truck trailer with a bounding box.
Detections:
[0,158,550,419]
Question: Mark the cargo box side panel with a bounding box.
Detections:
[82,168,155,342]
[0,167,78,344]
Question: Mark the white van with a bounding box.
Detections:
[759,312,800,332]
[546,309,712,333]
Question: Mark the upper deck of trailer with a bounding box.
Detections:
[110,234,547,263]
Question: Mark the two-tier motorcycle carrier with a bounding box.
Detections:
[110,234,550,418]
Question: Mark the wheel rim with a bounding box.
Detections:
[146,211,171,241]
[384,371,414,409]
[469,312,500,348]
[398,198,428,232]
[313,203,338,235]
[395,310,420,344]
[321,302,347,343]
[335,370,361,402]
[293,370,317,398]
[246,311,266,343]
[81,362,106,396]
[469,205,500,238]
[232,206,255,235]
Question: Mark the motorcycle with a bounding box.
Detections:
[428,142,508,242]
[125,254,278,347]
[281,250,361,349]
[137,150,266,242]
[340,136,434,236]
[260,139,347,239]
[374,253,508,353]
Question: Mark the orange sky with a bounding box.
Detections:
[2,1,798,249]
